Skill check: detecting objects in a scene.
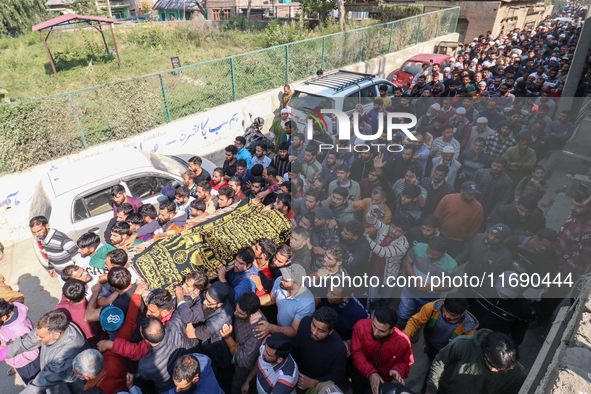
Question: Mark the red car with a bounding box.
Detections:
[391,53,454,87]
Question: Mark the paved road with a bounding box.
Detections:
[0,239,62,393]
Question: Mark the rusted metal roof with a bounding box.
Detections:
[32,14,119,31]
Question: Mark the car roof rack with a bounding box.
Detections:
[303,70,378,92]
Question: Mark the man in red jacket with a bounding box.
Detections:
[74,282,146,394]
[351,307,414,394]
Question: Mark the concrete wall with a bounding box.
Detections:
[523,279,591,394]
[0,32,457,246]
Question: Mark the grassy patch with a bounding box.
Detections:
[0,17,375,99]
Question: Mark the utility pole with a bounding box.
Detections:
[184,0,186,20]
[105,0,113,18]
[554,4,591,119]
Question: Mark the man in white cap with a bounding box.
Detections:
[465,117,494,150]
[442,67,451,80]
[270,109,296,153]
[449,107,473,149]
[417,103,441,129]
[431,145,461,186]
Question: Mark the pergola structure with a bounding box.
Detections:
[32,14,122,79]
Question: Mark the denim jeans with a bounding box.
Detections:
[397,287,437,325]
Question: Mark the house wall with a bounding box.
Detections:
[205,0,298,18]
[420,1,551,44]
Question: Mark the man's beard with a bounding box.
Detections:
[330,201,343,210]
[372,333,390,342]
[158,218,170,225]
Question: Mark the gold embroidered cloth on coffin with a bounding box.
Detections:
[132,201,291,293]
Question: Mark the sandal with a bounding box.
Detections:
[7,367,16,376]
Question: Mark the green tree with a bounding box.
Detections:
[68,0,106,16]
[0,0,46,34]
[300,0,337,24]
[141,0,152,15]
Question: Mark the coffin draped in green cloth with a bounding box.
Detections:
[132,200,291,293]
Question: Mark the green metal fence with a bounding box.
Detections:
[0,7,459,173]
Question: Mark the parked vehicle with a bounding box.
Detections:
[287,70,398,134]
[29,149,216,266]
[391,54,453,87]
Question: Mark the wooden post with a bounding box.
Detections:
[109,23,122,68]
[41,31,58,79]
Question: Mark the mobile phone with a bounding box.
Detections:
[373,208,385,219]
[430,59,434,63]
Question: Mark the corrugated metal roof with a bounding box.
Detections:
[46,0,73,6]
[153,0,201,11]
[32,14,119,31]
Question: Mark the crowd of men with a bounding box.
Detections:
[1,3,591,394]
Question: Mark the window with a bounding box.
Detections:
[73,186,115,221]
[212,9,231,20]
[138,151,187,177]
[401,61,425,76]
[288,92,335,112]
[126,175,176,200]
[343,92,360,113]
[73,199,89,221]
[359,85,378,106]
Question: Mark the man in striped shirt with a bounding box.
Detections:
[30,216,78,278]
[245,333,298,394]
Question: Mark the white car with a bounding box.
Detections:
[29,149,216,266]
[287,70,398,134]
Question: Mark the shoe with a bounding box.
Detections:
[7,367,16,376]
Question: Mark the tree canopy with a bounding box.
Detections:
[0,0,46,34]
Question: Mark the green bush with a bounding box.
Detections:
[127,22,169,48]
[257,20,309,48]
[0,97,82,173]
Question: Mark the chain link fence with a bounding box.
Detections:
[0,7,459,173]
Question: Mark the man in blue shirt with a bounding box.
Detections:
[235,136,252,170]
[217,247,257,303]
[545,110,575,150]
[320,284,370,352]
[254,264,315,339]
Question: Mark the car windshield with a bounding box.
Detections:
[139,151,186,177]
[401,61,426,76]
[288,92,335,112]
[30,181,52,220]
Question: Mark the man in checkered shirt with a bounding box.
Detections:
[484,123,517,158]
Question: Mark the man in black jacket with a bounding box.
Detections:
[467,271,532,346]
[486,194,546,235]
[291,307,348,392]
